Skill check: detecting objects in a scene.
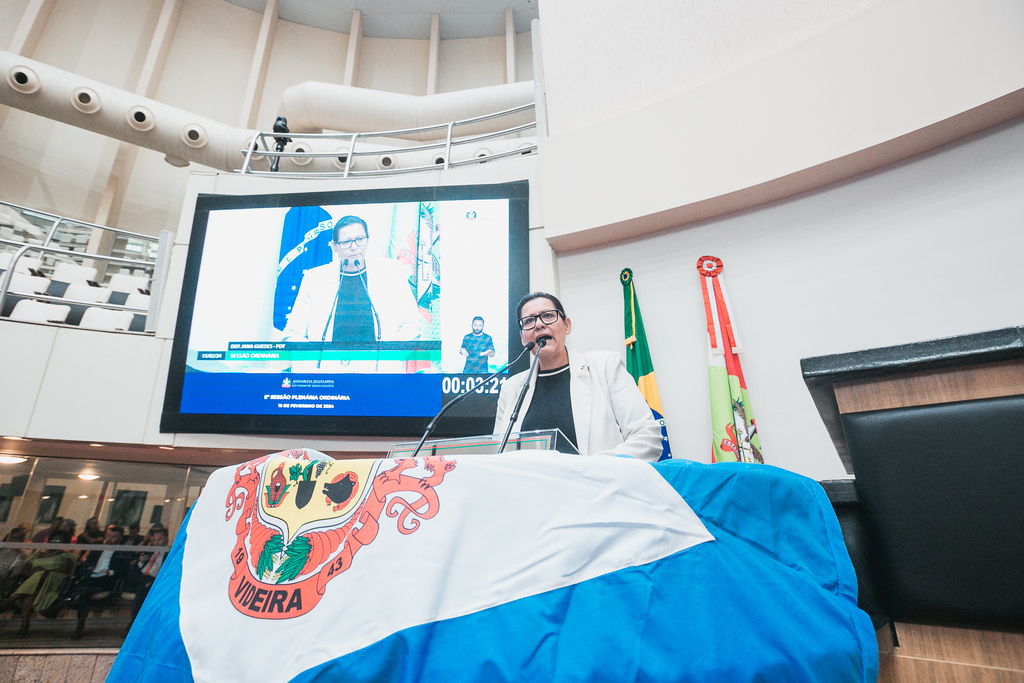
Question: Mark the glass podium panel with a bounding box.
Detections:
[388,429,574,458]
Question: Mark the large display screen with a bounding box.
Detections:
[161,181,530,437]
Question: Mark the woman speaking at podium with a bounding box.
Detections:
[494,293,663,461]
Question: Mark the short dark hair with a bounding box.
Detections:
[516,292,566,322]
[332,215,368,242]
[106,524,124,537]
[472,316,484,324]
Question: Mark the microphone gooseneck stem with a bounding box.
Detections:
[318,259,347,369]
[408,341,535,460]
[354,258,382,370]
[498,338,546,454]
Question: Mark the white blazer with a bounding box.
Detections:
[493,349,664,462]
[282,257,422,344]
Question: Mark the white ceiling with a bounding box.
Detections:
[223,0,539,39]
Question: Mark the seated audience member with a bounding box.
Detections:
[123,522,143,546]
[76,517,104,546]
[494,292,664,462]
[0,527,28,597]
[71,524,132,639]
[3,531,76,637]
[124,525,169,634]
[30,518,63,544]
[58,518,77,544]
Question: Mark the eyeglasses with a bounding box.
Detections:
[518,309,562,330]
[333,236,368,249]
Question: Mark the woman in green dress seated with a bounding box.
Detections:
[8,530,76,637]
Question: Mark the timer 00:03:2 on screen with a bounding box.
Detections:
[441,376,507,395]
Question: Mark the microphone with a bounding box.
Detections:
[318,259,347,369]
[407,342,536,459]
[497,338,546,453]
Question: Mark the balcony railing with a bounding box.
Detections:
[239,102,537,178]
[0,201,172,334]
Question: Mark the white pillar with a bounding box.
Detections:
[86,0,184,270]
[0,0,56,131]
[136,0,185,99]
[343,9,362,87]
[239,0,279,129]
[505,8,516,84]
[7,0,56,56]
[426,14,440,95]
[530,18,548,138]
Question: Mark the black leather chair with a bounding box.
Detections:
[841,395,1024,628]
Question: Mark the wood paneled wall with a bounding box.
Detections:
[834,359,1024,414]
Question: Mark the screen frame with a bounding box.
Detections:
[160,180,530,438]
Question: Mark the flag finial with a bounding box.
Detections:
[696,256,723,277]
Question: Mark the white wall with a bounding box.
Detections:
[538,0,1024,251]
[438,36,505,93]
[0,0,31,49]
[555,117,1024,481]
[540,0,882,134]
[119,148,195,236]
[256,19,349,129]
[155,0,259,124]
[357,37,429,96]
[514,31,532,83]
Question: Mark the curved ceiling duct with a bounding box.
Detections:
[0,50,535,172]
[279,80,535,141]
[0,51,256,173]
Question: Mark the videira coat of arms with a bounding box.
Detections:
[225,449,456,619]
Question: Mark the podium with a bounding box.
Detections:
[802,326,1024,629]
[388,429,576,458]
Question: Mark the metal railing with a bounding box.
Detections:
[0,201,172,333]
[0,200,156,250]
[239,102,538,178]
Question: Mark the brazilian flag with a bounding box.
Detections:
[273,206,334,331]
[620,268,672,461]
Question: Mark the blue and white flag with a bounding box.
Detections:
[273,207,334,331]
[111,452,876,683]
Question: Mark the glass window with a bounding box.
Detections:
[0,456,214,647]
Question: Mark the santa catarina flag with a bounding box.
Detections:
[386,202,439,371]
[110,450,875,683]
[621,268,672,461]
[697,256,764,464]
[273,206,334,331]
